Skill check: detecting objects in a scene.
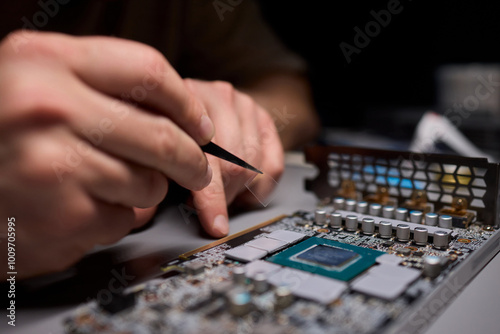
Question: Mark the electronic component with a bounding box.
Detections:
[227,287,252,316]
[356,201,368,214]
[396,224,410,242]
[437,197,476,228]
[345,215,358,231]
[329,212,343,229]
[379,221,393,238]
[184,261,205,276]
[268,237,384,281]
[351,264,420,301]
[395,207,408,221]
[409,210,423,224]
[438,215,453,229]
[315,209,327,225]
[423,256,442,278]
[225,245,267,262]
[382,205,395,219]
[245,237,288,253]
[232,266,246,285]
[266,230,306,244]
[362,217,375,235]
[425,212,438,226]
[413,227,428,246]
[433,230,450,249]
[244,260,281,280]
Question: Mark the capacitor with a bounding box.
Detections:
[252,273,269,294]
[425,212,438,226]
[439,215,453,229]
[345,215,358,232]
[329,212,343,229]
[413,227,428,246]
[379,221,393,239]
[395,208,408,221]
[356,201,368,214]
[362,217,375,235]
[232,266,246,285]
[409,210,423,224]
[369,203,382,216]
[333,197,345,210]
[433,230,450,249]
[274,286,294,309]
[396,224,410,242]
[345,199,357,211]
[423,256,442,278]
[227,287,252,316]
[315,209,327,225]
[382,206,395,219]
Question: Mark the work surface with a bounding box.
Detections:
[3,153,500,334]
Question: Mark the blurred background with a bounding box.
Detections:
[258,0,500,159]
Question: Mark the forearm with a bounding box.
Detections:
[239,72,320,150]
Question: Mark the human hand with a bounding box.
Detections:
[184,79,284,238]
[0,32,215,279]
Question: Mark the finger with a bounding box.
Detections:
[75,144,169,209]
[191,157,230,238]
[238,108,284,205]
[45,33,214,143]
[59,78,213,191]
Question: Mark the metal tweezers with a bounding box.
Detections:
[201,142,263,174]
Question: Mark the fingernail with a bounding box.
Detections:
[203,163,213,188]
[199,114,215,143]
[213,214,229,237]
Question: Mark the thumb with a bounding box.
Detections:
[191,158,229,238]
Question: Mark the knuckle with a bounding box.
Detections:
[142,46,169,83]
[213,80,235,101]
[151,117,178,164]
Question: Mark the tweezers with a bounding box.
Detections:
[201,141,263,174]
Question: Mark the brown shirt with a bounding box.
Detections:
[1,0,305,85]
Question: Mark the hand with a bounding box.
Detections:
[184,79,284,237]
[0,31,215,279]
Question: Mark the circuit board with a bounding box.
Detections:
[64,146,500,334]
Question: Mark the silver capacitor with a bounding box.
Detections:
[423,256,442,279]
[362,218,375,235]
[329,212,343,229]
[395,208,408,221]
[409,210,423,224]
[379,221,393,238]
[369,203,382,216]
[333,197,345,210]
[232,266,246,285]
[433,230,450,249]
[345,215,358,232]
[315,209,327,225]
[439,215,453,229]
[345,199,357,211]
[382,206,395,219]
[413,227,428,246]
[425,212,438,226]
[274,286,294,309]
[396,224,410,242]
[227,287,252,316]
[252,273,269,294]
[356,201,368,214]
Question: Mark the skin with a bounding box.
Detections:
[0,30,318,280]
